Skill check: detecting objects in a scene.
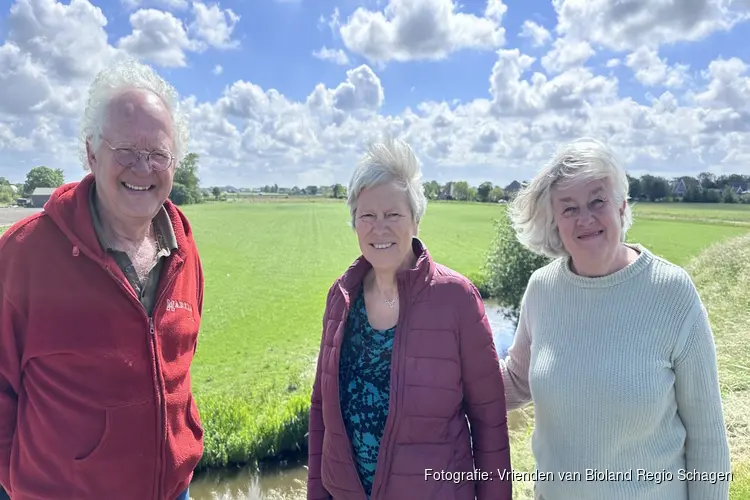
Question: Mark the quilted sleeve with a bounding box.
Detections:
[458,282,512,500]
[307,286,334,500]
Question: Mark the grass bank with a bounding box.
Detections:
[686,234,750,499]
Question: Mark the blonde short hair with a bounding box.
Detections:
[507,137,633,258]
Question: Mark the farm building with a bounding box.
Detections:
[30,187,56,207]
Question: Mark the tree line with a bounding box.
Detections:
[423,172,750,204]
[5,157,748,208]
[246,172,749,205]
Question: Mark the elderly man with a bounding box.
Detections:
[0,59,204,500]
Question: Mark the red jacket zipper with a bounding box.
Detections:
[149,268,180,500]
[102,260,181,500]
[148,316,163,500]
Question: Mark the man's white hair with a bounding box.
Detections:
[347,138,427,228]
[507,137,634,258]
[78,57,190,171]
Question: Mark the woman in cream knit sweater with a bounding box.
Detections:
[502,137,731,500]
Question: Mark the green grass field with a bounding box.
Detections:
[633,201,750,226]
[177,200,750,479]
[1,200,748,498]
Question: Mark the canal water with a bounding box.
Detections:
[188,299,517,500]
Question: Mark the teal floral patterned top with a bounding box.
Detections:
[339,287,396,498]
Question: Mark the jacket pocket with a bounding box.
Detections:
[73,399,156,497]
[73,408,109,463]
[186,393,204,440]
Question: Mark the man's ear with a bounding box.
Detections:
[86,138,97,169]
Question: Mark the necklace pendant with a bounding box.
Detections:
[384,297,397,308]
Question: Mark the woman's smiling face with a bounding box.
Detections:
[354,181,418,272]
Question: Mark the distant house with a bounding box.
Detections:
[503,180,528,200]
[671,179,687,197]
[30,187,56,208]
[670,177,702,197]
[503,181,527,196]
[504,180,522,193]
[438,182,455,200]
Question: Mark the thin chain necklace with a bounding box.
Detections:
[367,272,398,307]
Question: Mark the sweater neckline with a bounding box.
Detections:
[559,243,653,288]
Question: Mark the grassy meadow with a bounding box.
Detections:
[178,200,514,466]
[0,200,748,498]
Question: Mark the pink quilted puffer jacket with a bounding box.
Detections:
[307,238,512,500]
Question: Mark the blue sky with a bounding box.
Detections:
[0,0,748,188]
[141,0,748,111]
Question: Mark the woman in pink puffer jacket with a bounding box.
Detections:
[307,139,512,500]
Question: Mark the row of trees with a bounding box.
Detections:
[254,183,348,199]
[423,172,749,205]
[423,180,505,202]
[6,157,748,208]
[632,173,747,203]
[239,172,749,206]
[0,166,67,204]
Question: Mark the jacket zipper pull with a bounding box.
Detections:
[149,317,155,336]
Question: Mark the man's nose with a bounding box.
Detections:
[130,154,152,176]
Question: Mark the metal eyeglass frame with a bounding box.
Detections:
[102,139,175,172]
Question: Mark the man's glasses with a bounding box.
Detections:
[103,139,175,172]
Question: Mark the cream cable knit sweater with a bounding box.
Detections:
[501,244,732,500]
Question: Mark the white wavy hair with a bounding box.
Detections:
[347,138,427,229]
[78,57,190,171]
[507,137,634,258]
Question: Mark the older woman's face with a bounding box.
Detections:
[354,181,418,273]
[551,178,625,266]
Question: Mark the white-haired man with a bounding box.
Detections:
[0,59,204,500]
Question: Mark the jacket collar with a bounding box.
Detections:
[337,237,434,301]
[42,173,193,265]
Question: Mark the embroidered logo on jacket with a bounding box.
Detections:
[166,298,193,313]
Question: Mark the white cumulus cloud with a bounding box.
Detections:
[0,0,749,189]
[339,0,507,64]
[312,47,350,65]
[519,20,552,47]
